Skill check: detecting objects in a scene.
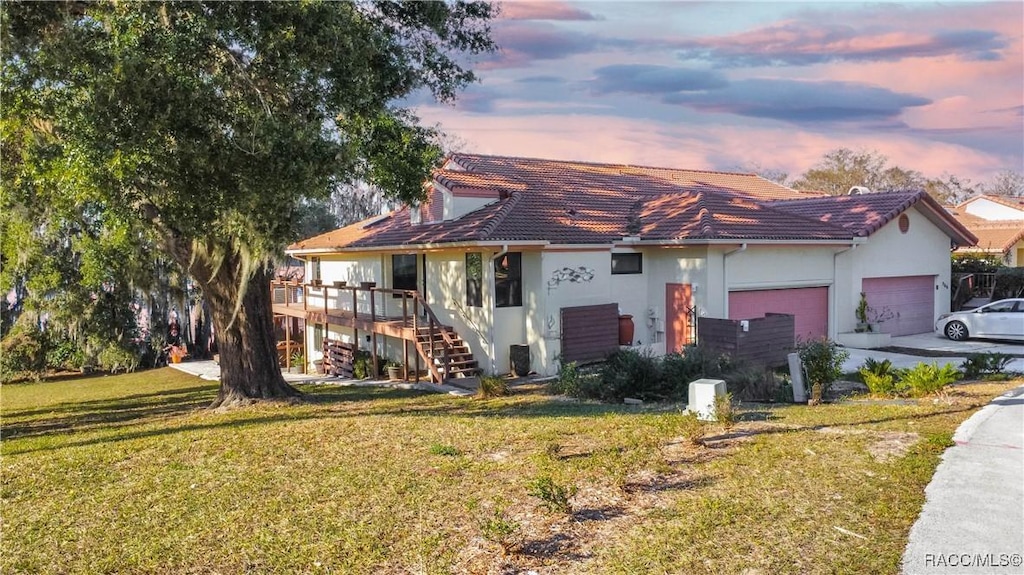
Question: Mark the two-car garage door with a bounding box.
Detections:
[861,275,935,336]
[729,287,829,340]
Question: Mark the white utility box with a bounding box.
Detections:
[687,378,727,421]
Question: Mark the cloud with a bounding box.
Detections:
[483,22,608,69]
[516,75,566,84]
[673,21,1007,67]
[499,2,602,21]
[664,79,931,123]
[590,64,728,95]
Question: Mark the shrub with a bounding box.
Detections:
[479,510,521,555]
[0,325,48,382]
[798,338,850,401]
[96,343,141,374]
[992,267,1024,299]
[352,350,384,379]
[724,364,780,402]
[860,370,901,396]
[596,348,663,402]
[713,392,737,430]
[860,357,894,378]
[45,336,85,372]
[549,359,581,396]
[678,410,708,446]
[527,475,577,514]
[961,353,1014,378]
[900,362,961,397]
[951,253,1003,274]
[477,375,510,398]
[661,344,729,394]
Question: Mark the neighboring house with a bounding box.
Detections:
[955,194,1024,221]
[945,206,1024,267]
[282,154,975,379]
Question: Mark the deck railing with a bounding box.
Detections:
[271,280,460,384]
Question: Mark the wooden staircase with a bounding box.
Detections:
[415,325,482,382]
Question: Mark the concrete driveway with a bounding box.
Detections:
[843,333,1024,373]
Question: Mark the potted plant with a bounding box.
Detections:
[385,359,404,380]
[855,292,871,332]
[289,351,305,374]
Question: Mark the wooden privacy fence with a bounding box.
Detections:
[697,313,795,367]
[560,303,619,364]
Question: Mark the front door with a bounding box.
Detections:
[666,283,693,353]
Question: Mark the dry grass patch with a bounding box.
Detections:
[2,370,1019,574]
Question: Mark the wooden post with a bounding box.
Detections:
[285,316,291,370]
[413,298,420,383]
[370,287,378,379]
[352,287,359,356]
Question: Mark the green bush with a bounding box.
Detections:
[96,343,141,374]
[714,392,738,430]
[960,353,1014,378]
[45,336,85,372]
[352,350,385,379]
[798,338,849,399]
[951,253,1004,274]
[678,410,708,446]
[724,364,780,402]
[899,362,961,397]
[0,324,48,382]
[597,348,664,402]
[992,267,1024,299]
[549,359,581,396]
[860,357,894,378]
[661,344,729,392]
[860,370,901,396]
[527,475,576,514]
[479,510,521,555]
[477,375,510,398]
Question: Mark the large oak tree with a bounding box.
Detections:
[2,1,495,407]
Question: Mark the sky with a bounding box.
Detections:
[411,1,1024,185]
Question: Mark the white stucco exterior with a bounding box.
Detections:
[294,206,957,378]
[962,197,1024,221]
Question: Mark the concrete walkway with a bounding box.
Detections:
[168,360,474,396]
[901,385,1024,574]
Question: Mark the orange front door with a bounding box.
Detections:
[665,283,693,353]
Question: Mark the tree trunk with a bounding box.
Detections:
[202,264,300,409]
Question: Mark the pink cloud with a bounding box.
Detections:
[499,2,600,21]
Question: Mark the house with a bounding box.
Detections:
[955,194,1024,221]
[945,206,1024,267]
[281,154,976,380]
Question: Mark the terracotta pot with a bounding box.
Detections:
[618,314,635,346]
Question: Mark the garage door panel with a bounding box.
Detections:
[729,287,828,340]
[862,276,934,336]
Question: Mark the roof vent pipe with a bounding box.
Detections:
[848,186,871,195]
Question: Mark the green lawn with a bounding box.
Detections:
[2,369,1018,574]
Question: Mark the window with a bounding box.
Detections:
[311,257,321,282]
[466,253,482,307]
[392,254,417,294]
[494,252,522,308]
[611,253,643,275]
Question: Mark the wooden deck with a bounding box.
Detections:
[271,280,480,383]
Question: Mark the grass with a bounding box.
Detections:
[2,369,1020,574]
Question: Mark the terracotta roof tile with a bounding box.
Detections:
[287,154,975,252]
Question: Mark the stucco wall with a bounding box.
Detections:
[964,198,1024,221]
[644,248,708,354]
[843,207,951,334]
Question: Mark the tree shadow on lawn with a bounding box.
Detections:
[3,385,218,419]
[2,383,986,457]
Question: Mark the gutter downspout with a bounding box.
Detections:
[488,245,510,374]
[832,244,858,338]
[722,243,747,319]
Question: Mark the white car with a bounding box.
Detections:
[935,298,1024,341]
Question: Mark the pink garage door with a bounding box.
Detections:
[862,276,935,336]
[729,287,829,341]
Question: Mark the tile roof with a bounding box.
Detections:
[287,154,975,252]
[947,210,1024,253]
[957,194,1024,214]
